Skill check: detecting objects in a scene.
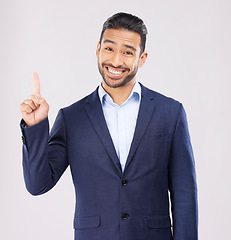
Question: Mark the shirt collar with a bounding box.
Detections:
[98,81,141,105]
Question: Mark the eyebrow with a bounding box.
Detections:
[103,39,137,52]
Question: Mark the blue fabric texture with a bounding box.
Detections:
[20,83,198,240]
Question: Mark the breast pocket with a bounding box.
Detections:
[142,133,171,165]
[74,216,101,230]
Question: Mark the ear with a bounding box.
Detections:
[96,42,101,58]
[138,51,148,67]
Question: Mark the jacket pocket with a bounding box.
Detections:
[147,215,172,229]
[74,216,101,229]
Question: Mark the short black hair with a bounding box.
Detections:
[99,12,148,54]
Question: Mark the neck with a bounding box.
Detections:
[102,79,136,106]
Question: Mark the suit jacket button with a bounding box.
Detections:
[121,213,129,220]
[121,179,128,186]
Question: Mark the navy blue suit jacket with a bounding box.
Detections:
[21,84,198,240]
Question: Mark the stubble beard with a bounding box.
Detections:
[98,61,138,89]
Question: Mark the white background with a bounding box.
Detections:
[1,0,230,239]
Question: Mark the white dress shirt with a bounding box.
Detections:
[98,82,141,171]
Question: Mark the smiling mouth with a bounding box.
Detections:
[105,66,127,79]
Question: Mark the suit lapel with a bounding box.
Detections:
[84,88,122,175]
[125,84,156,171]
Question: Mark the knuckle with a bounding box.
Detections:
[25,105,32,113]
[20,102,28,110]
[26,99,35,107]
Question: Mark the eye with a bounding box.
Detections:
[105,47,113,51]
[124,51,133,55]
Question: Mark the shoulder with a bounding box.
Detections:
[140,83,186,128]
[140,83,181,108]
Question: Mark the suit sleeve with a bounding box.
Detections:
[168,104,198,240]
[20,109,68,195]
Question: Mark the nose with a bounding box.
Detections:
[110,52,124,67]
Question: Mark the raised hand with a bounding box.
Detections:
[20,72,49,127]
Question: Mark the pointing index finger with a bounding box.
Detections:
[33,72,41,97]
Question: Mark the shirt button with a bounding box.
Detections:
[121,148,125,153]
[121,179,128,186]
[121,213,129,220]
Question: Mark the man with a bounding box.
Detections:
[20,12,198,240]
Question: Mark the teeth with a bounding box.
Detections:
[108,68,123,75]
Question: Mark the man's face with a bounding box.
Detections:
[96,28,147,89]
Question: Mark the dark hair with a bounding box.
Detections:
[99,12,148,54]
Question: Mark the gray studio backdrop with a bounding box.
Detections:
[1,0,230,239]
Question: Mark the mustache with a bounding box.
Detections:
[102,63,130,72]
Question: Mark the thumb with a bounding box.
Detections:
[34,97,40,105]
[37,97,49,111]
